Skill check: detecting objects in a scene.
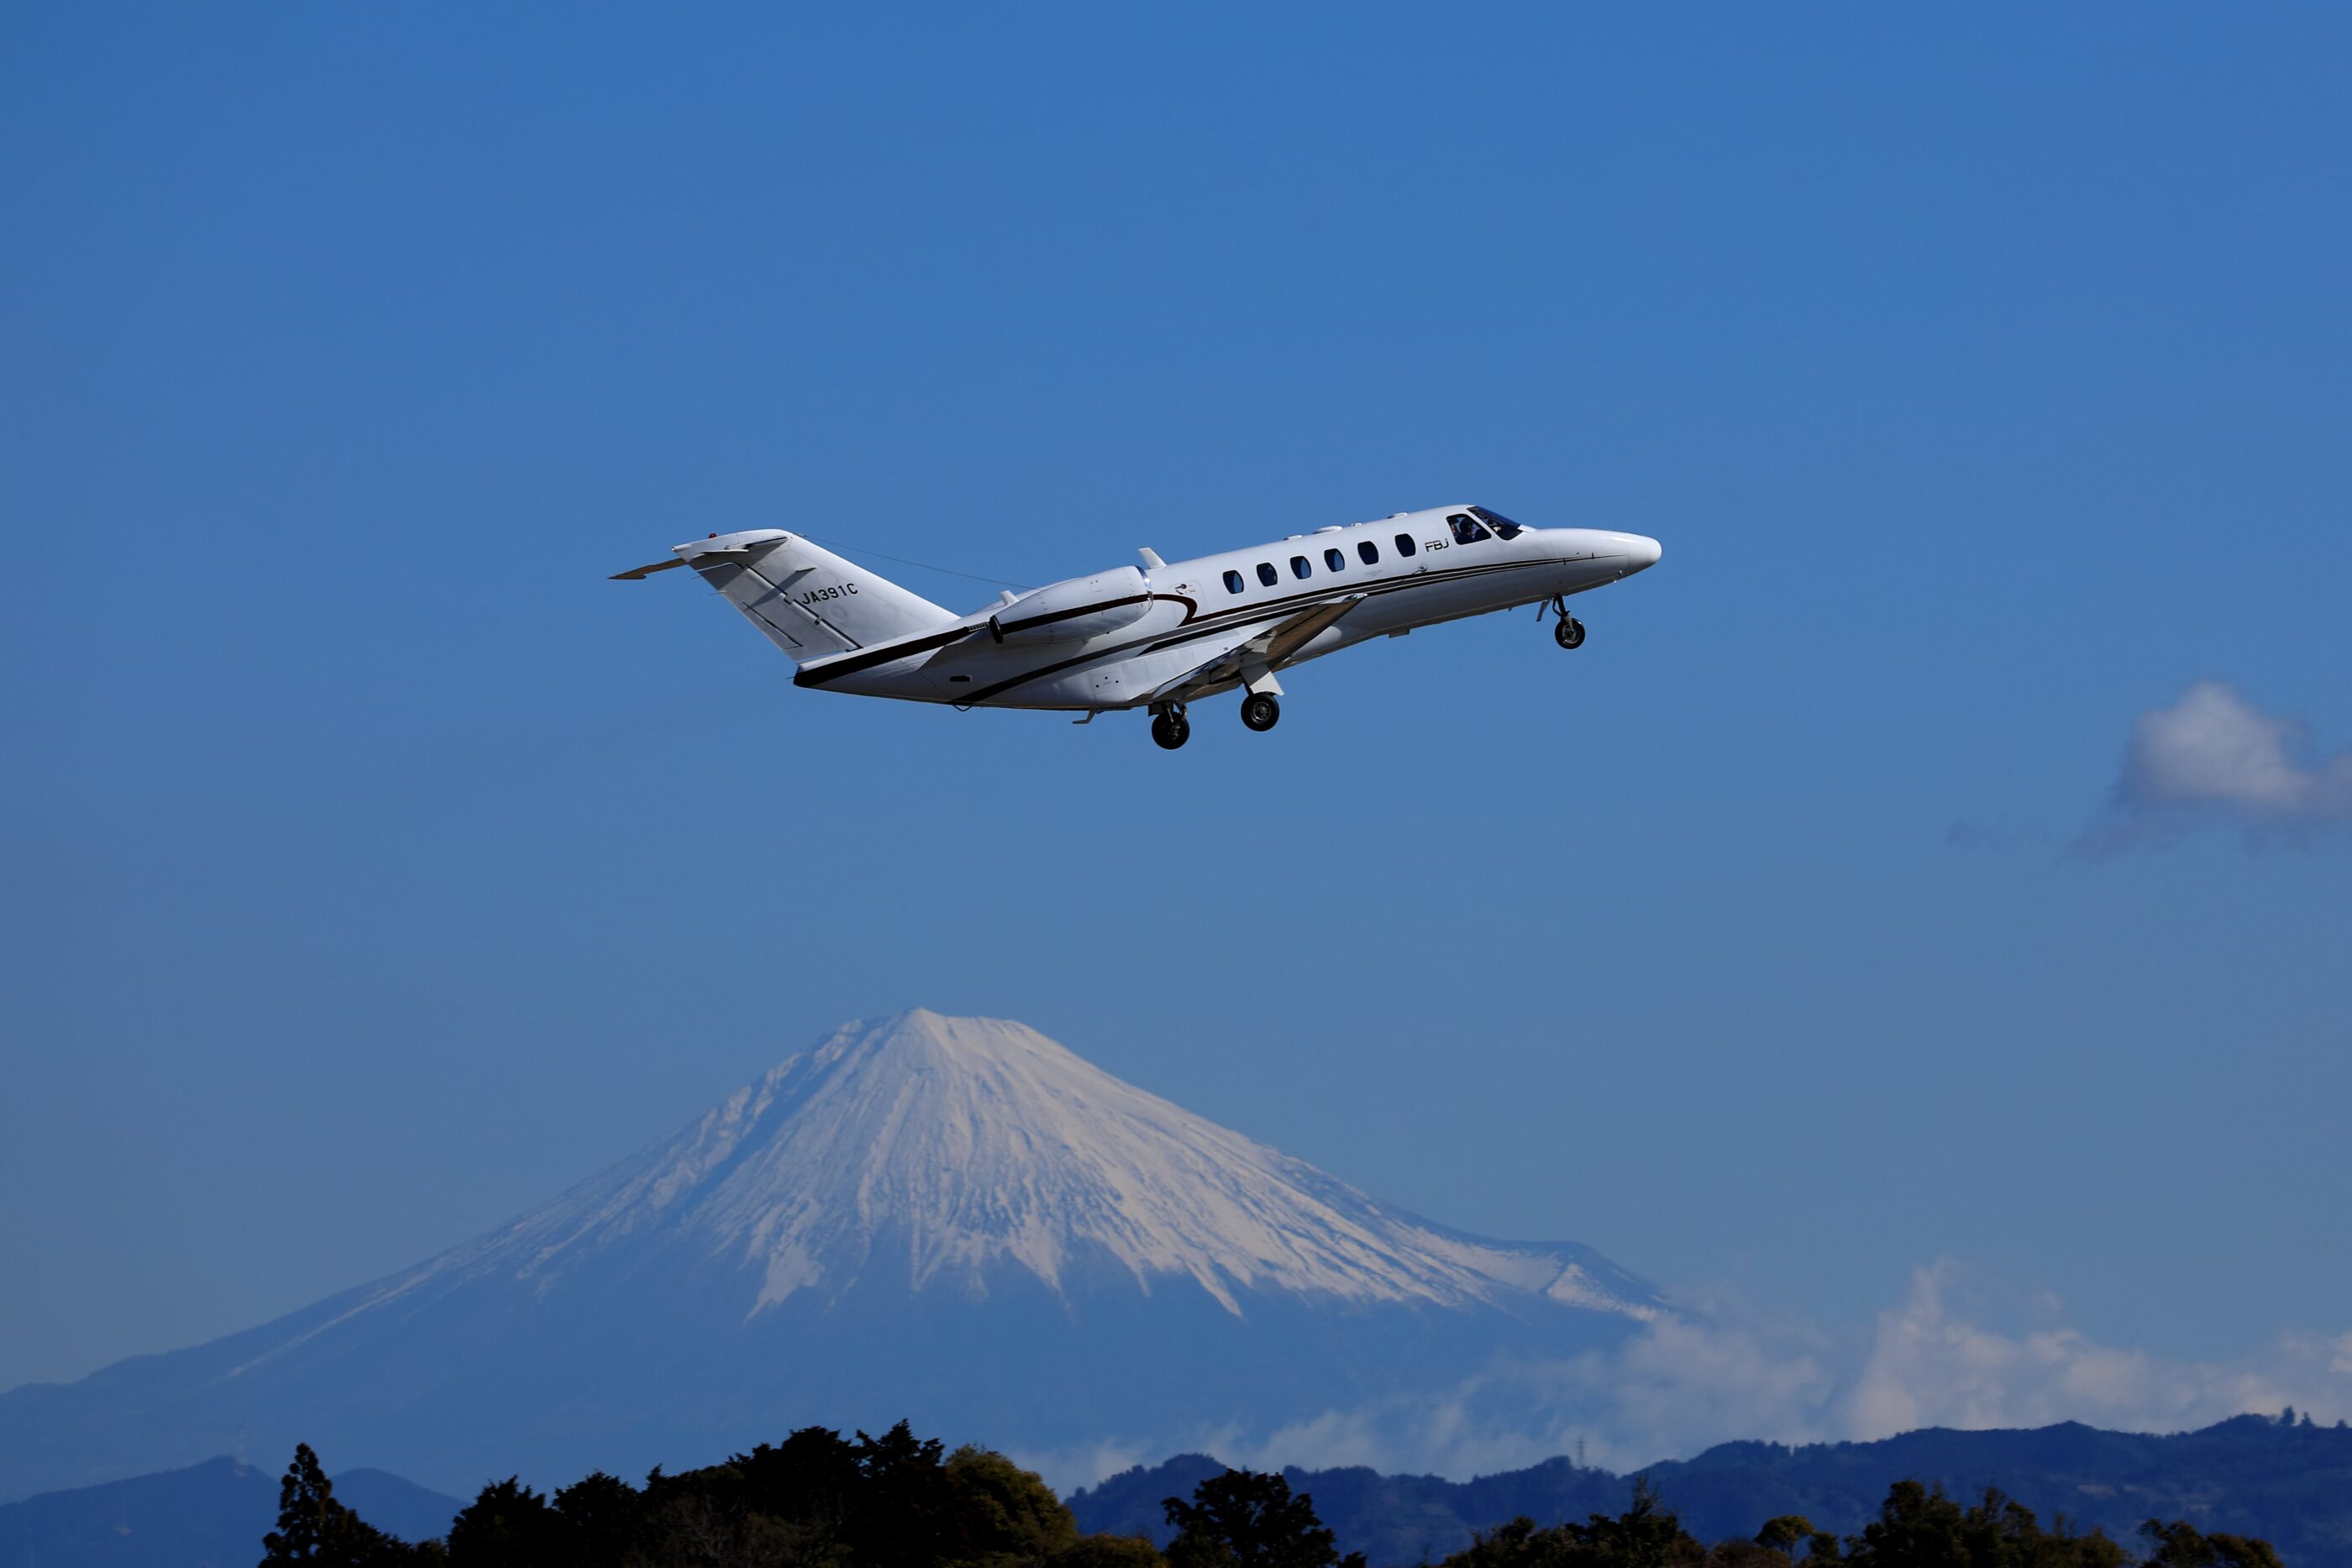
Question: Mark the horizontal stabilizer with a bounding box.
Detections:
[610,558,687,581]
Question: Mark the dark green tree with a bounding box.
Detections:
[733,1425,864,1535]
[446,1476,562,1568]
[1844,1481,1969,1568]
[1704,1542,1793,1568]
[1843,1483,2126,1568]
[1055,1534,1169,1568]
[2138,1520,2285,1568]
[545,1471,643,1568]
[1163,1470,1365,1568]
[1439,1513,1571,1568]
[947,1445,1082,1568]
[1581,1478,1697,1568]
[1445,1517,1588,1568]
[260,1443,439,1566]
[848,1420,968,1568]
[1738,1514,1842,1568]
[1440,1481,1702,1568]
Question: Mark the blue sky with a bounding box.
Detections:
[3,3,2348,1431]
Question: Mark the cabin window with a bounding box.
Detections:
[1257,562,1278,587]
[1448,512,1492,544]
[1468,506,1524,540]
[1394,532,1417,557]
[1223,569,1245,595]
[1324,548,1345,572]
[1358,539,1380,565]
[1290,555,1311,579]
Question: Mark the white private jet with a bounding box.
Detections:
[615,504,1662,749]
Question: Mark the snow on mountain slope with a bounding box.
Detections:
[1,1010,1662,1502]
[344,1009,1657,1327]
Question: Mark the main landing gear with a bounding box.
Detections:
[1150,703,1191,750]
[1546,595,1586,650]
[1148,692,1283,749]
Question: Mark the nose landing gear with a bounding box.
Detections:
[1240,692,1281,732]
[1546,595,1586,649]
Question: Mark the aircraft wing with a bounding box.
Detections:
[1147,593,1367,705]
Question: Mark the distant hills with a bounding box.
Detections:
[0,1012,1655,1502]
[1070,1413,2352,1568]
[4,1414,2344,1568]
[0,1455,459,1568]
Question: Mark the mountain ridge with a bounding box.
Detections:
[1,1010,1656,1502]
[1068,1414,2352,1568]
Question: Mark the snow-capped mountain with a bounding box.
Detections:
[398,1011,1655,1322]
[0,1012,1658,1502]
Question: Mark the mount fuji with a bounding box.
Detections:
[0,1011,1660,1502]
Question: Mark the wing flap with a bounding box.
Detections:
[1147,593,1366,705]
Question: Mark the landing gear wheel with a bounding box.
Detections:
[1553,616,1586,650]
[1151,708,1190,750]
[1240,693,1281,732]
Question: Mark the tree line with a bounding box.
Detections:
[259,1421,2286,1568]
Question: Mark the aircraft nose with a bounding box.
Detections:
[1620,534,1662,574]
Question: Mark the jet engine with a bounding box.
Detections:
[988,566,1153,643]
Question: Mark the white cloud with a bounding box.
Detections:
[2081,681,2352,851]
[1840,1261,2343,1440]
[1219,1312,1843,1479]
[1041,1263,2352,1488]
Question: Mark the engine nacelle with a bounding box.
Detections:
[988,565,1153,643]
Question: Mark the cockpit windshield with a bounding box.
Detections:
[1467,506,1524,540]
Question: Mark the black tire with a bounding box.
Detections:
[1151,714,1189,750]
[1554,616,1587,650]
[1240,693,1281,732]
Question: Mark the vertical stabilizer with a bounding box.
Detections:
[669,531,956,663]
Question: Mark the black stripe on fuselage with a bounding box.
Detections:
[990,593,1150,637]
[793,623,981,688]
[792,592,1200,689]
[953,556,1558,706]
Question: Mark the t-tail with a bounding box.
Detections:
[612,530,958,663]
